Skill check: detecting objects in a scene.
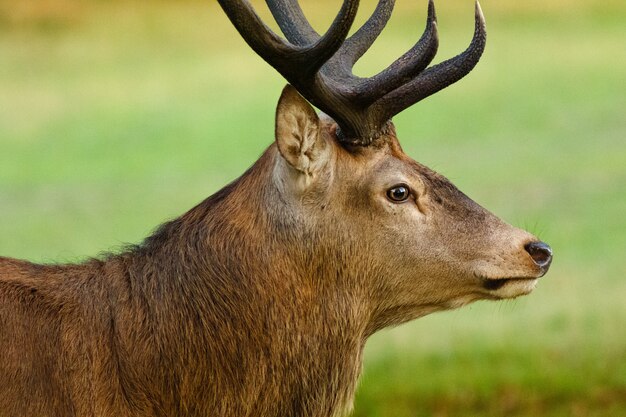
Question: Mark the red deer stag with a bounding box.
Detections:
[0,0,552,416]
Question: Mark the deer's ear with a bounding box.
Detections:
[275,85,328,175]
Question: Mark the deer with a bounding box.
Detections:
[0,0,552,416]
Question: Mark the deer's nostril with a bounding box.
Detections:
[524,241,553,268]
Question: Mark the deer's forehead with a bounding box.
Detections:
[337,144,425,181]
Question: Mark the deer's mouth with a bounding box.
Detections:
[483,277,532,291]
[480,276,539,298]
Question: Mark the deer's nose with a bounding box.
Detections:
[524,241,553,270]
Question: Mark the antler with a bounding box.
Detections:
[218,0,486,146]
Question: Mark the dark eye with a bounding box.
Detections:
[386,185,411,202]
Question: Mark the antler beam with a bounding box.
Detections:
[219,0,487,145]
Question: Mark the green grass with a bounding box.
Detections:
[1,1,625,416]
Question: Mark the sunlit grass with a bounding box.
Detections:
[0,1,625,416]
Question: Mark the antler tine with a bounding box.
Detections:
[334,0,395,70]
[266,0,318,46]
[352,0,439,104]
[218,0,296,74]
[267,0,395,81]
[376,1,486,122]
[267,0,394,71]
[307,0,361,72]
[218,0,359,78]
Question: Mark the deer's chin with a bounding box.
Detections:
[482,277,539,299]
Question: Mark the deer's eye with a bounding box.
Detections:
[386,185,411,203]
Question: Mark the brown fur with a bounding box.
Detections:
[0,87,547,417]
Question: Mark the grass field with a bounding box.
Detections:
[1,0,625,416]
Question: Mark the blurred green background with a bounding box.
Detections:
[1,0,625,416]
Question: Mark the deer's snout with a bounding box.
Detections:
[524,241,553,273]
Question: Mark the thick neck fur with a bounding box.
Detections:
[119,147,369,416]
[0,146,370,417]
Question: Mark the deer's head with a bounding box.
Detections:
[219,0,552,328]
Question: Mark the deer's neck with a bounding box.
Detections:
[113,151,369,417]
